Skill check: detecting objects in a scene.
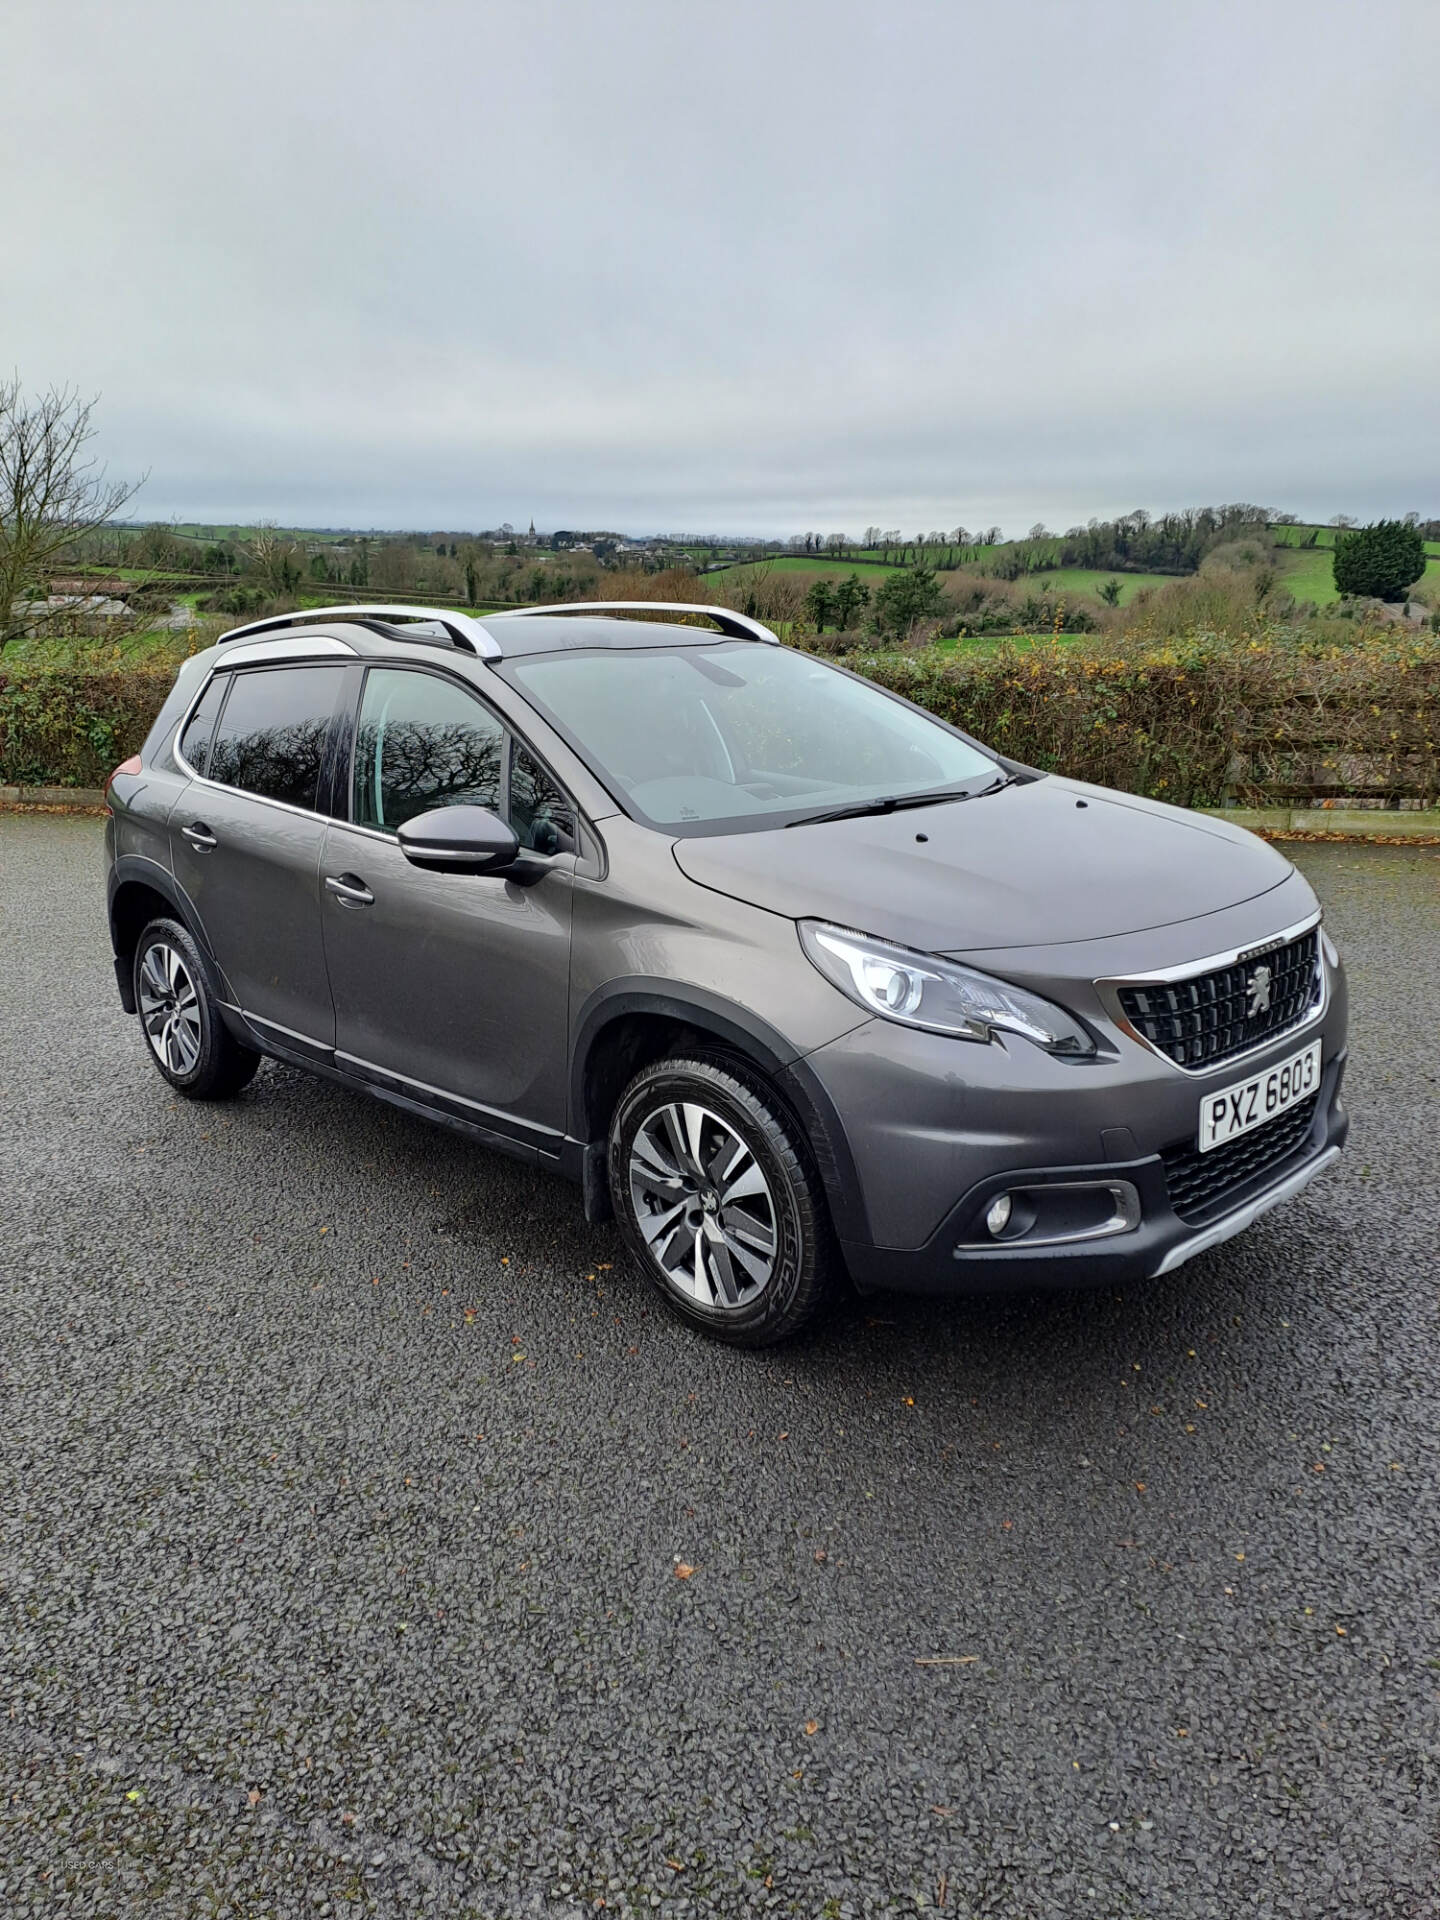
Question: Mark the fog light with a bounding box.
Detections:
[985,1194,1013,1237]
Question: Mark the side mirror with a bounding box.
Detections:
[397,805,520,875]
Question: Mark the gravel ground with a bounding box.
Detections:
[1,815,1437,1919]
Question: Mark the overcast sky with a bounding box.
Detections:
[4,0,1436,537]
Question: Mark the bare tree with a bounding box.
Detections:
[0,376,145,649]
[247,523,304,595]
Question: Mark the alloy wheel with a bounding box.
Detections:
[628,1100,779,1310]
[138,941,203,1077]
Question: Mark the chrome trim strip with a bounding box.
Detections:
[173,755,340,827]
[1095,910,1327,1078]
[1153,1146,1340,1275]
[490,601,781,645]
[1101,909,1320,987]
[243,1010,334,1052]
[217,604,502,659]
[334,1050,564,1143]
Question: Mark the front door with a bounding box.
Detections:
[170,662,346,1053]
[319,664,576,1150]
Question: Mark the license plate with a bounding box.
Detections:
[1198,1039,1322,1153]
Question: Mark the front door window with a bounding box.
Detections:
[353,667,503,832]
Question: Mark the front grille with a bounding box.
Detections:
[1117,928,1320,1071]
[1162,1094,1319,1223]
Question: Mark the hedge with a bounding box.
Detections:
[836,634,1440,807]
[3,635,1437,805]
[0,665,176,790]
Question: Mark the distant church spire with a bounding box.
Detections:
[528,518,536,538]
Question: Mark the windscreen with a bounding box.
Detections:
[502,642,998,834]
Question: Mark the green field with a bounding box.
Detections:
[1012,567,1178,605]
[1275,545,1440,606]
[1269,524,1340,549]
[702,555,906,583]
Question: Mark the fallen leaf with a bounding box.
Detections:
[124,1789,143,1803]
[813,1548,827,1563]
[247,1788,261,1806]
[804,1719,819,1736]
[666,1859,684,1872]
[674,1562,695,1580]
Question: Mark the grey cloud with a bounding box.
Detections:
[3,0,1435,533]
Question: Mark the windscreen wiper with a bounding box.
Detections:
[784,784,986,829]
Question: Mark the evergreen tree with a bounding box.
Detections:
[872,564,944,639]
[1332,520,1426,601]
[832,573,869,629]
[804,579,834,631]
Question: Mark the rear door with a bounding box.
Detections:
[171,663,347,1055]
[319,663,576,1148]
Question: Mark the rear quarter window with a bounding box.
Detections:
[178,673,229,777]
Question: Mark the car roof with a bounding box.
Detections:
[211,601,781,667]
[482,615,739,657]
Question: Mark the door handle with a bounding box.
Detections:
[325,873,375,907]
[181,822,217,850]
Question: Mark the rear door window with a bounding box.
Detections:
[208,666,345,812]
[178,673,229,777]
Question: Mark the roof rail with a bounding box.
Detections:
[490,601,780,645]
[216,604,502,659]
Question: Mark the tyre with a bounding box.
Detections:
[133,918,261,1100]
[608,1054,836,1346]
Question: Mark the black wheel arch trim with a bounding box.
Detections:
[108,856,232,1011]
[568,979,872,1245]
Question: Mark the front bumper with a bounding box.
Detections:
[840,1050,1348,1296]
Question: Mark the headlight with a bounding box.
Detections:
[799,921,1096,1055]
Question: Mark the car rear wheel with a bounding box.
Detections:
[608,1055,836,1346]
[133,918,260,1099]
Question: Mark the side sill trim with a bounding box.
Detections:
[1152,1146,1341,1275]
[334,1050,564,1149]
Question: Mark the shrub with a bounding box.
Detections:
[0,664,174,787]
[1333,520,1427,602]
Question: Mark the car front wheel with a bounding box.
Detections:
[608,1055,836,1346]
[133,918,260,1099]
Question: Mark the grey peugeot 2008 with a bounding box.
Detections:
[105,601,1348,1346]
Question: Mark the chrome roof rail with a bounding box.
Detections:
[216,603,502,659]
[490,601,781,645]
